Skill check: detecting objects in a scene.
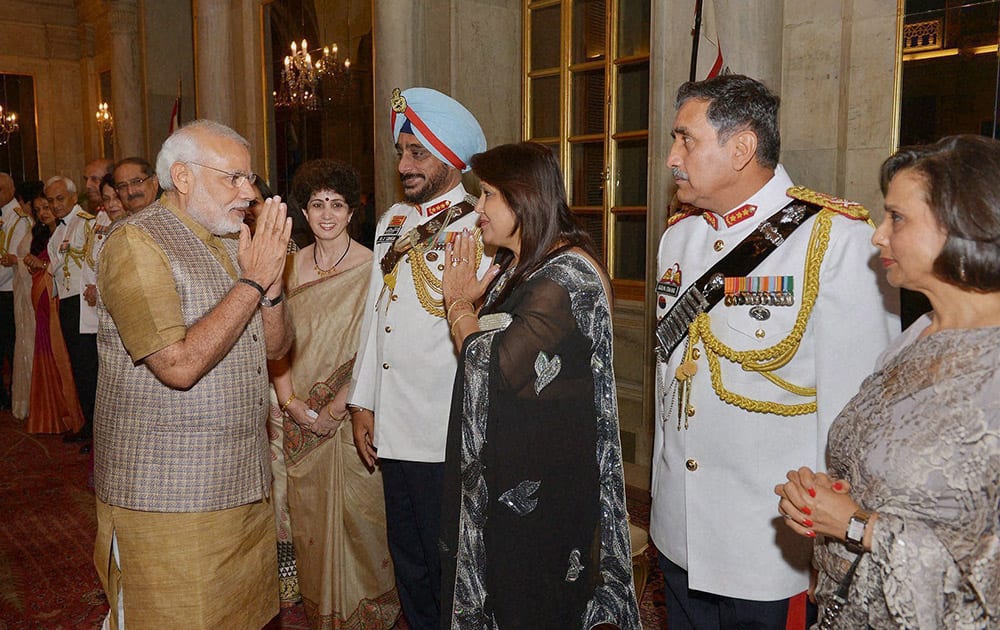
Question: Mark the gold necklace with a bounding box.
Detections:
[313,238,351,276]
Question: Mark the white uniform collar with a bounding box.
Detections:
[726,164,793,217]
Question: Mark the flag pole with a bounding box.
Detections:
[689,0,704,82]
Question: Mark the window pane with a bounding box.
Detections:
[531,5,562,70]
[571,141,605,206]
[613,213,645,280]
[614,138,647,207]
[616,61,649,133]
[572,69,605,135]
[531,75,561,139]
[617,0,650,57]
[576,211,605,257]
[572,0,607,64]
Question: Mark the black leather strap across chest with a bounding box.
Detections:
[655,199,822,361]
[379,197,477,276]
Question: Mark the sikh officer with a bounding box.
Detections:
[651,74,898,628]
[348,87,488,630]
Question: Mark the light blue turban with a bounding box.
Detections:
[390,87,486,173]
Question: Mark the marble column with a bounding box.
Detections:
[194,0,234,125]
[717,0,783,90]
[107,0,143,158]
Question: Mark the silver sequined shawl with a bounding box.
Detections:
[442,251,640,629]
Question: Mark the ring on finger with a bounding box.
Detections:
[451,260,460,267]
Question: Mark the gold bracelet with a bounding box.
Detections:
[450,312,477,337]
[446,299,474,323]
[279,393,297,413]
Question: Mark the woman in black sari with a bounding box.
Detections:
[439,142,639,630]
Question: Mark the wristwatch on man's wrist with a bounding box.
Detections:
[844,508,871,554]
[260,292,283,307]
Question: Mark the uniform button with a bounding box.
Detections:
[382,362,390,370]
[404,255,410,264]
[391,294,399,302]
[692,348,701,360]
[257,366,262,374]
[385,326,392,333]
[252,334,258,342]
[686,458,698,472]
[713,240,725,252]
[686,405,696,417]
[755,328,766,339]
[437,264,445,271]
[258,398,263,406]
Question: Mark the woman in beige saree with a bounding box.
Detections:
[271,159,399,629]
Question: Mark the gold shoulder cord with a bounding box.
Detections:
[409,224,483,318]
[687,209,834,416]
[83,221,98,270]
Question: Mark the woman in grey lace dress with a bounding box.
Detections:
[775,134,1000,628]
[438,142,640,629]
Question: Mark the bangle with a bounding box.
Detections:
[238,277,266,297]
[446,299,474,322]
[279,393,297,413]
[450,312,477,337]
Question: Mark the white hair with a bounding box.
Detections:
[155,119,250,191]
[45,175,77,194]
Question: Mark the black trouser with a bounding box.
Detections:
[0,290,14,404]
[58,295,97,437]
[659,552,795,630]
[380,458,444,630]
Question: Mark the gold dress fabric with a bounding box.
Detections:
[283,258,400,629]
[11,228,35,420]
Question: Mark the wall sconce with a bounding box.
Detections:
[0,104,18,146]
[96,102,114,136]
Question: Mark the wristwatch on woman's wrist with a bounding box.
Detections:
[844,508,871,554]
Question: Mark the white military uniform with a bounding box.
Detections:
[650,166,899,601]
[48,205,98,333]
[350,183,490,462]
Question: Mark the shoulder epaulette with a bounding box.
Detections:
[76,209,96,220]
[787,186,870,222]
[666,203,703,228]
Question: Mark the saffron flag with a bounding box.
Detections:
[696,0,726,79]
[168,97,180,135]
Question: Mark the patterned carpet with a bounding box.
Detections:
[0,408,668,628]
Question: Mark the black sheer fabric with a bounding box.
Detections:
[440,252,639,630]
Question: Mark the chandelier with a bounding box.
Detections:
[275,39,350,110]
[95,102,114,136]
[0,104,18,146]
[276,39,318,110]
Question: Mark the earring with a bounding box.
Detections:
[959,255,967,282]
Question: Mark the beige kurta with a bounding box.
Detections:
[283,257,400,629]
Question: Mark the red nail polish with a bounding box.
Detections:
[801,505,812,515]
[808,487,816,498]
[805,530,816,538]
[802,518,814,527]
[833,482,843,491]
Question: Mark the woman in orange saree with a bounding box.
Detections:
[23,195,83,434]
